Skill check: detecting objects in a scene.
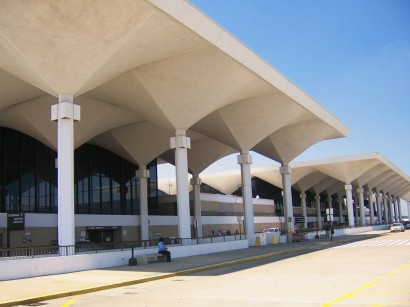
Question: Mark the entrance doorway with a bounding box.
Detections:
[86,226,121,243]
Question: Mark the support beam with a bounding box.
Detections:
[280,163,294,239]
[170,130,191,239]
[238,151,255,237]
[345,184,354,227]
[315,194,322,229]
[137,166,149,241]
[51,94,80,253]
[300,193,308,229]
[368,191,375,225]
[191,174,202,238]
[357,188,365,226]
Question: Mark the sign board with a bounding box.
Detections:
[326,208,334,215]
[7,213,25,231]
[327,215,334,222]
[295,216,305,223]
[237,216,244,222]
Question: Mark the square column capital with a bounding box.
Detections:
[51,102,81,121]
[237,153,253,164]
[190,177,202,186]
[136,169,150,178]
[170,135,191,149]
[279,165,291,175]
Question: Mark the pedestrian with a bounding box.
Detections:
[157,237,171,262]
[325,224,330,239]
[330,227,334,241]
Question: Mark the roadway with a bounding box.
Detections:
[5,230,409,306]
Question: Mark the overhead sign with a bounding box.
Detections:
[7,213,25,231]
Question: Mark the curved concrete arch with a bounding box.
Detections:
[292,172,328,193]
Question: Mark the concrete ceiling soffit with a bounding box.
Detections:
[293,172,327,193]
[393,184,410,198]
[253,118,344,163]
[290,167,316,186]
[252,166,283,189]
[131,46,267,130]
[78,5,210,95]
[149,0,349,143]
[312,159,379,183]
[368,170,396,192]
[0,1,158,95]
[325,181,344,197]
[73,97,142,149]
[0,95,56,149]
[158,132,237,175]
[402,192,410,201]
[85,71,174,130]
[192,94,304,152]
[312,177,340,195]
[355,163,388,188]
[0,31,55,95]
[201,172,242,195]
[382,178,407,196]
[108,121,173,166]
[187,138,237,175]
[0,70,47,111]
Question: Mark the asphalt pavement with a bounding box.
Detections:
[0,233,380,307]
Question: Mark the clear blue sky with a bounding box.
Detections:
[184,0,410,177]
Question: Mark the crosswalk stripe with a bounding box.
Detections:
[335,239,410,248]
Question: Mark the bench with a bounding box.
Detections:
[136,253,167,264]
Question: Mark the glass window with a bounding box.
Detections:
[21,169,35,212]
[100,150,111,214]
[111,155,121,215]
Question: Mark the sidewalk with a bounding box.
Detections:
[0,233,374,307]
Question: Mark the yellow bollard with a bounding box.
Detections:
[271,235,277,245]
[255,236,261,246]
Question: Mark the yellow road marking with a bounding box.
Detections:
[321,263,410,307]
[61,299,75,307]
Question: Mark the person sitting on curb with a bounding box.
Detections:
[158,237,171,262]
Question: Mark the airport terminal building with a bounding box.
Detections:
[0,0,409,251]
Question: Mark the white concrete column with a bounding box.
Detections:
[384,195,389,223]
[237,151,255,237]
[357,188,366,226]
[191,174,202,238]
[315,194,322,229]
[280,163,294,235]
[376,193,382,224]
[136,166,149,240]
[408,201,410,221]
[397,196,402,221]
[368,191,375,225]
[390,196,395,222]
[345,184,354,227]
[338,196,343,224]
[327,196,333,209]
[51,94,80,252]
[388,195,395,223]
[300,193,308,229]
[170,130,191,239]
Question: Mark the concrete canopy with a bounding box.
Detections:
[0,0,349,172]
[163,153,410,202]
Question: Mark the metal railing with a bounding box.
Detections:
[0,235,246,261]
